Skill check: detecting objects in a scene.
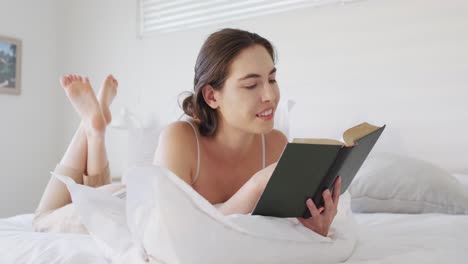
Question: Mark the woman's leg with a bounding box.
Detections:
[35,75,120,217]
[34,123,87,215]
[83,75,118,187]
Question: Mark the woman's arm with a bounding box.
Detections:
[218,163,277,215]
[219,129,288,215]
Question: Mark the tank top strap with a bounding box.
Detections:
[261,133,266,169]
[183,121,200,185]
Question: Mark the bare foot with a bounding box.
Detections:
[97,74,118,124]
[60,75,106,136]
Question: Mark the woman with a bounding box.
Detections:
[34,28,341,237]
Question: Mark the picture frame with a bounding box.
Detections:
[0,35,21,95]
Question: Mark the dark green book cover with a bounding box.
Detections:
[252,123,385,218]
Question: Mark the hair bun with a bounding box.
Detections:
[181,92,195,118]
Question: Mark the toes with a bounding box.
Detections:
[65,75,80,84]
[61,74,94,90]
[104,74,118,88]
[60,76,70,87]
[67,75,88,84]
[60,76,68,87]
[111,75,118,87]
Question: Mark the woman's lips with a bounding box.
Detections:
[256,108,274,120]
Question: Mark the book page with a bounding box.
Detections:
[342,122,380,146]
[292,138,343,145]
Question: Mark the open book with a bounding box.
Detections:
[252,122,386,218]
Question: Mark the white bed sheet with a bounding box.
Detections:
[0,214,107,264]
[1,212,467,264]
[344,213,468,263]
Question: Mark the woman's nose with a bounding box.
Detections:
[262,83,277,102]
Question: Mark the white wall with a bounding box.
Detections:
[59,0,468,177]
[0,0,62,217]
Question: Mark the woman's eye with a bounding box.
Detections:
[244,80,275,89]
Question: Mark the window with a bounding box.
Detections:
[139,0,360,35]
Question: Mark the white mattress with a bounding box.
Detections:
[1,212,467,263]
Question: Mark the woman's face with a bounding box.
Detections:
[215,44,280,134]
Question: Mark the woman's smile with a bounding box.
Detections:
[256,107,274,120]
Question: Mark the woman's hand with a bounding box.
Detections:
[297,176,342,237]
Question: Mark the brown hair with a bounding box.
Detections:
[181,28,276,137]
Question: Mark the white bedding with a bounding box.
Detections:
[0,214,107,264]
[1,212,467,264]
[346,213,467,263]
[57,166,357,263]
[2,172,468,264]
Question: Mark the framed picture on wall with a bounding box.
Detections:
[0,35,21,95]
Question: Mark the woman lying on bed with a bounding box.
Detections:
[33,28,341,237]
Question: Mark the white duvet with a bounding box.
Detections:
[1,169,467,264]
[60,166,358,263]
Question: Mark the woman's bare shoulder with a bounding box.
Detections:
[153,120,198,184]
[265,129,288,162]
[267,129,288,145]
[161,120,197,139]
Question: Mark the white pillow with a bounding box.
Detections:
[111,108,163,183]
[349,152,468,214]
[126,124,161,168]
[453,173,468,190]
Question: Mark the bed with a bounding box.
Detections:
[347,213,467,263]
[1,209,467,263]
[0,162,467,264]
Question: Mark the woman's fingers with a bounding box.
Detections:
[323,189,334,213]
[306,198,321,218]
[332,176,341,205]
[305,177,341,220]
[297,217,310,229]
